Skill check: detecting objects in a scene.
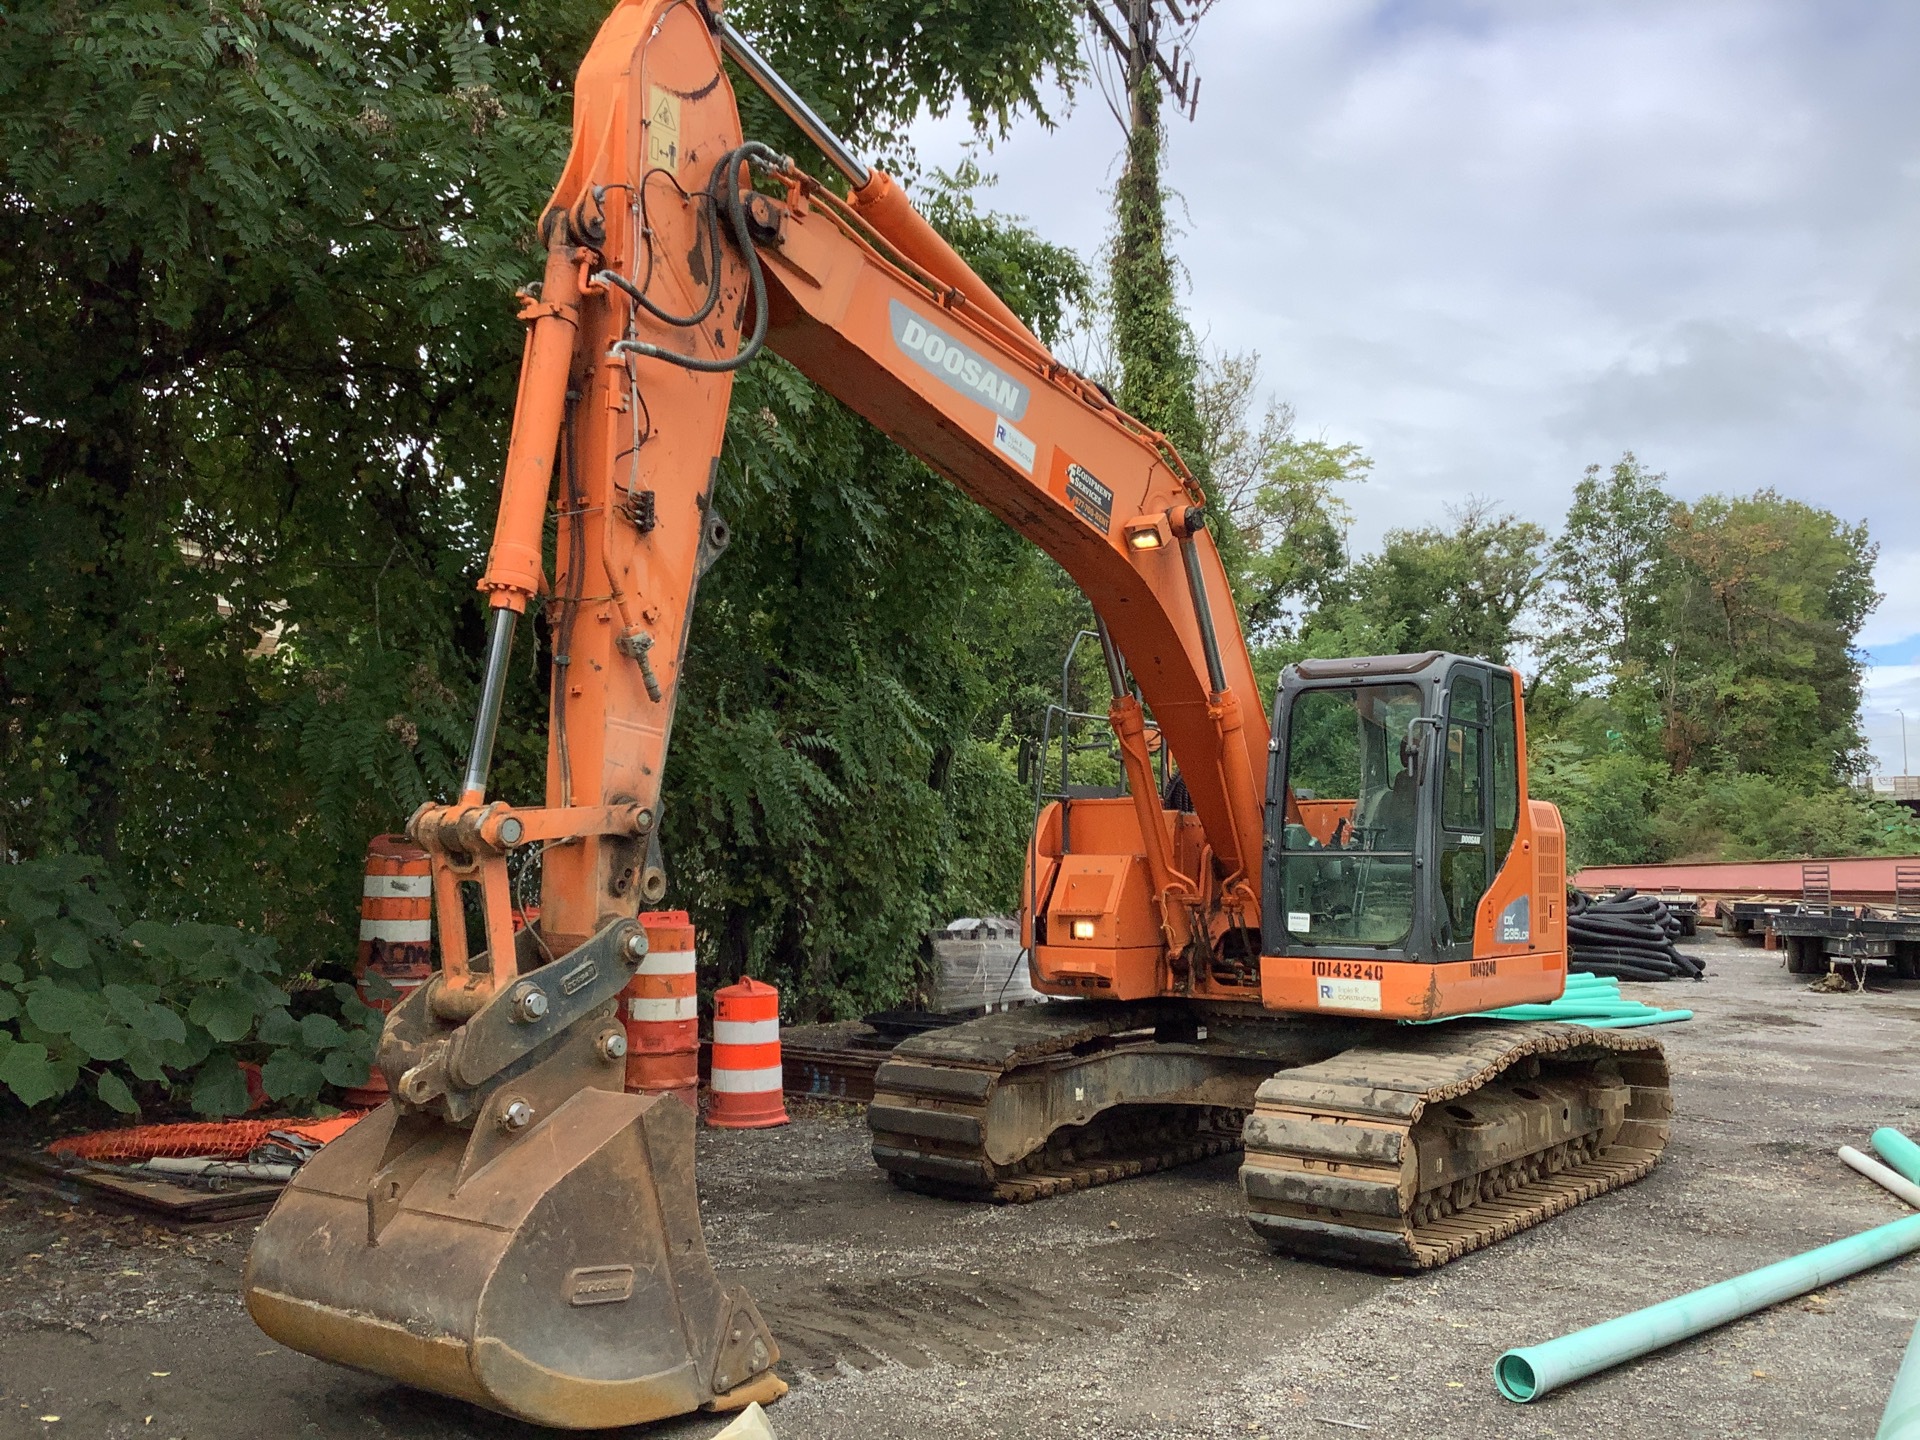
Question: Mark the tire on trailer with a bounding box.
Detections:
[1785,936,1825,976]
[1893,943,1919,982]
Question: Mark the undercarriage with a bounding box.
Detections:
[869,1002,1670,1268]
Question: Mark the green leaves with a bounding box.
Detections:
[298,1012,347,1050]
[24,984,94,1035]
[190,1058,253,1118]
[96,1071,138,1115]
[320,1048,369,1090]
[261,1051,326,1103]
[188,988,259,1045]
[35,919,92,970]
[0,1039,61,1108]
[0,855,379,1112]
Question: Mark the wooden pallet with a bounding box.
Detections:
[0,1148,284,1224]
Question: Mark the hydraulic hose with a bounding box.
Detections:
[607,142,784,374]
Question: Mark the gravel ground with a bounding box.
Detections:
[2,933,1916,1440]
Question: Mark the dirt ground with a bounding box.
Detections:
[2,933,1917,1440]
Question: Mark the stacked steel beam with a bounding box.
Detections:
[1567,888,1704,981]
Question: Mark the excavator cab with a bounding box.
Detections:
[1257,651,1564,1016]
[1272,674,1425,945]
[1267,650,1522,960]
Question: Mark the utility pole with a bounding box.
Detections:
[1083,0,1217,464]
[1899,707,1909,777]
[1084,1,1211,136]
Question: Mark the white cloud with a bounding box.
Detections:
[906,0,1920,654]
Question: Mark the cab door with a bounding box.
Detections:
[1435,667,1492,960]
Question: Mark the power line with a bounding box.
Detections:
[1083,0,1216,134]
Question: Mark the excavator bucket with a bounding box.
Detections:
[243,920,784,1429]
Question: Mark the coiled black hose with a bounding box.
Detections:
[1567,887,1704,981]
[604,141,785,374]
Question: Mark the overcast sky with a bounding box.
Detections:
[908,0,1919,778]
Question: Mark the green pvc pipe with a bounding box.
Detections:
[1496,1210,1920,1402]
[1575,1010,1692,1029]
[1486,1002,1665,1021]
[1875,1129,1920,1186]
[1880,1319,1920,1440]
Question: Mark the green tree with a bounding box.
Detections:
[0,0,1093,1032]
[1658,490,1878,781]
[1193,349,1369,640]
[0,0,566,960]
[1525,468,1890,867]
[1343,501,1547,663]
[1544,452,1675,690]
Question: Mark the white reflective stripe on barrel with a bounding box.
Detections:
[626,995,698,1022]
[359,918,432,943]
[709,1064,784,1094]
[363,874,432,898]
[713,1018,779,1046]
[636,947,696,977]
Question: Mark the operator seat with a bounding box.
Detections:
[1374,769,1417,850]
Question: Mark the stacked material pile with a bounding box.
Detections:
[1568,887,1704,981]
[47,1114,364,1187]
[1421,972,1691,1029]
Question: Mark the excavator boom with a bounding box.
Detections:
[245,2,1671,1426]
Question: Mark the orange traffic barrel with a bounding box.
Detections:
[341,835,434,1108]
[707,977,789,1128]
[622,909,700,1111]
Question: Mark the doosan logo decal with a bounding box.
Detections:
[888,300,1031,421]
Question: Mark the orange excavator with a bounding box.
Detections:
[243,1,1672,1428]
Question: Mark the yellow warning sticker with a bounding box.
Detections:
[646,86,681,171]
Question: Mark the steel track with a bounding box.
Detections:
[867,1004,1670,1268]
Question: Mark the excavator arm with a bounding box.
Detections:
[399,0,1266,1014]
[247,4,1265,1424]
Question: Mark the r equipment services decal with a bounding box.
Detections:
[888,300,1030,421]
[1048,449,1116,536]
[1311,959,1383,1012]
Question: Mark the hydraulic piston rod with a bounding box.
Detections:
[460,606,517,802]
[715,18,869,187]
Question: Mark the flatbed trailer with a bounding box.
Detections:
[1766,909,1920,978]
[1724,899,1804,943]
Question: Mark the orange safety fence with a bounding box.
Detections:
[47,1113,367,1162]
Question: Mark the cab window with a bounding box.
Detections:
[1439,673,1490,944]
[1491,670,1520,870]
[1278,683,1422,947]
